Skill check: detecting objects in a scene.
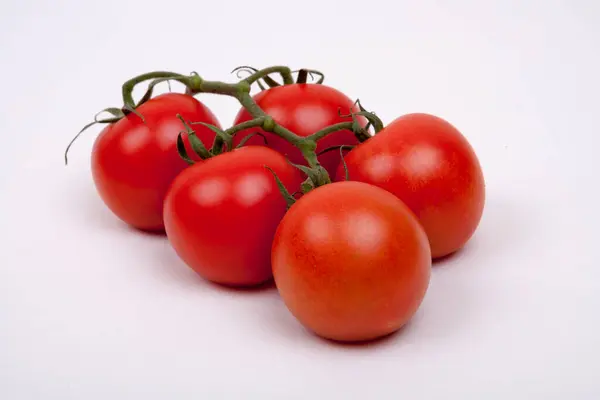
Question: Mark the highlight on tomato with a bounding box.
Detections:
[164,146,303,287]
[231,82,366,179]
[271,180,432,342]
[335,113,485,259]
[89,93,221,231]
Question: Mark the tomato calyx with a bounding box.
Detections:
[231,66,325,91]
[316,144,355,181]
[338,99,385,142]
[64,71,205,165]
[263,166,297,208]
[175,115,271,164]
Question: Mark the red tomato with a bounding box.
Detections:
[335,113,485,259]
[163,146,303,287]
[91,93,220,231]
[272,181,431,342]
[232,84,365,180]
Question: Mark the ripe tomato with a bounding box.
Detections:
[91,93,220,231]
[163,146,303,287]
[335,113,485,259]
[272,181,431,342]
[232,84,365,179]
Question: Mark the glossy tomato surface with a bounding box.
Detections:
[164,146,303,287]
[335,113,485,258]
[272,181,431,342]
[91,93,220,231]
[232,84,365,179]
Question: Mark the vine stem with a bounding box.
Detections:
[186,74,316,165]
[307,122,354,142]
[121,71,190,110]
[224,117,266,136]
[112,66,382,190]
[241,66,294,86]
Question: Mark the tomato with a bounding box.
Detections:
[163,146,303,287]
[271,181,431,342]
[91,93,221,231]
[232,84,366,180]
[335,113,485,259]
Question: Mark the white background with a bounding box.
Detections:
[1,0,599,398]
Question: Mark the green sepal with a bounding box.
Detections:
[191,122,232,152]
[176,132,195,165]
[288,162,320,183]
[176,115,211,159]
[316,144,355,156]
[264,166,296,208]
[340,146,350,181]
[136,77,174,107]
[64,108,126,165]
[300,178,315,194]
[235,132,268,149]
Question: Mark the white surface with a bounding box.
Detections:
[1,0,599,398]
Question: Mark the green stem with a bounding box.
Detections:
[243,66,294,86]
[121,71,189,109]
[236,92,268,118]
[196,80,239,96]
[78,66,383,193]
[225,117,266,136]
[297,139,319,169]
[271,124,303,147]
[307,122,354,142]
[294,69,325,84]
[296,69,308,84]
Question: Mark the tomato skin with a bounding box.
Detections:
[163,146,304,287]
[91,93,220,231]
[272,181,431,342]
[232,84,365,180]
[335,113,485,259]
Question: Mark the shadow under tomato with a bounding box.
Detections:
[432,246,467,268]
[65,169,170,236]
[149,236,278,296]
[126,224,167,237]
[257,288,428,350]
[204,278,277,295]
[66,173,132,233]
[311,319,418,350]
[431,193,528,270]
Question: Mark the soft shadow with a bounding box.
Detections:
[64,171,171,236]
[150,238,278,296]
[205,278,277,295]
[125,224,167,238]
[420,195,536,339]
[257,287,427,350]
[312,318,418,350]
[146,238,209,288]
[64,174,131,233]
[432,194,528,269]
[432,246,467,268]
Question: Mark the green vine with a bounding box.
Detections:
[64,66,384,201]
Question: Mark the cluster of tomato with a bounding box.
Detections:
[69,67,485,343]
